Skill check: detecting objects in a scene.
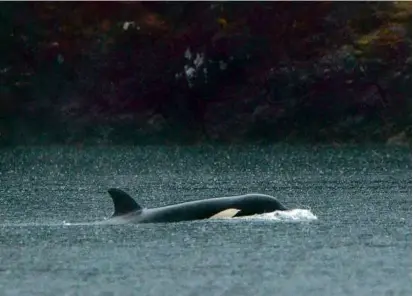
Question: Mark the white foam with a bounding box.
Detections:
[62,221,90,226]
[233,209,318,222]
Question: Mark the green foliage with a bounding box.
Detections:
[0,2,410,145]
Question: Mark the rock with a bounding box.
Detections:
[147,114,167,132]
[386,131,409,146]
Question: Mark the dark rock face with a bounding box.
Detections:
[0,2,411,145]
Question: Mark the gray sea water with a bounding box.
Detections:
[0,145,411,296]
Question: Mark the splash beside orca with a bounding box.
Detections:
[99,188,288,224]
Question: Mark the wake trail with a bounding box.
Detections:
[0,209,317,227]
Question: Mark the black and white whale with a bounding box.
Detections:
[99,188,288,224]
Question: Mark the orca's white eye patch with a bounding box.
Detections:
[209,208,241,219]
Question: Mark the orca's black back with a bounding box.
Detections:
[140,194,287,223]
[144,198,235,223]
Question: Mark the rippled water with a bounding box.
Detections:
[0,145,411,296]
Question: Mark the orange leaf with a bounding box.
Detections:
[101,19,111,32]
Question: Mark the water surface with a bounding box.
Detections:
[0,145,411,296]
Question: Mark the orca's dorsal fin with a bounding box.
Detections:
[108,188,142,216]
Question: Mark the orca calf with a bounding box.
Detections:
[100,188,288,224]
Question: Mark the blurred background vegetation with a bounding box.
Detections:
[0,2,411,146]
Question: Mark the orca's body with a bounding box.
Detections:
[100,188,288,224]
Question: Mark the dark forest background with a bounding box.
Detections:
[0,2,411,146]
